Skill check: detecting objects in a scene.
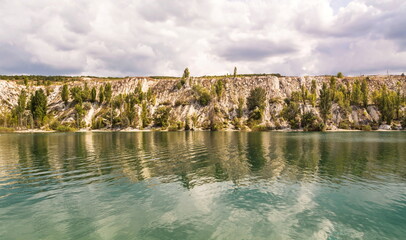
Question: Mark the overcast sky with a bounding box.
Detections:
[0,0,405,77]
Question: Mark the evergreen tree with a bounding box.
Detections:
[91,87,97,102]
[104,83,112,103]
[182,68,190,79]
[61,84,69,104]
[351,80,362,106]
[99,85,105,103]
[329,76,336,102]
[361,78,368,107]
[30,89,47,126]
[247,87,266,111]
[233,67,237,78]
[319,82,332,126]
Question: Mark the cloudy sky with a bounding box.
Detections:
[0,0,405,77]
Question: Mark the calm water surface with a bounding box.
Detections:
[0,132,405,240]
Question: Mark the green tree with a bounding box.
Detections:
[233,67,237,78]
[91,87,97,102]
[247,87,266,111]
[182,68,190,79]
[329,76,336,102]
[30,89,47,126]
[104,83,112,103]
[15,90,27,127]
[74,103,85,128]
[361,78,368,107]
[309,79,317,107]
[153,106,171,128]
[124,93,138,127]
[337,72,344,78]
[70,86,83,103]
[351,80,362,106]
[214,79,224,98]
[300,84,309,112]
[61,84,69,104]
[99,85,105,103]
[319,82,332,126]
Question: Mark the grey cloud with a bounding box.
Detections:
[217,40,297,62]
[0,44,83,75]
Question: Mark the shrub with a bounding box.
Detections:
[0,127,14,133]
[337,72,344,78]
[361,124,372,131]
[338,121,350,130]
[153,106,170,128]
[247,87,266,111]
[302,112,320,131]
[193,85,211,106]
[92,117,106,129]
[56,125,76,132]
[251,125,270,131]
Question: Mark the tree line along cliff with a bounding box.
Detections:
[0,73,405,132]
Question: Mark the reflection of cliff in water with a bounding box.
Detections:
[0,132,405,189]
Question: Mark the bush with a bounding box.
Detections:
[361,124,372,131]
[338,121,350,129]
[302,112,320,131]
[92,117,106,129]
[56,125,76,132]
[251,125,270,131]
[337,72,344,78]
[0,127,14,133]
[153,106,170,128]
[247,87,266,111]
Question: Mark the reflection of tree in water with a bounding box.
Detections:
[246,132,265,172]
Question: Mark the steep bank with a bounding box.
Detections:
[0,75,405,131]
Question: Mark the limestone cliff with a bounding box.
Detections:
[0,75,405,131]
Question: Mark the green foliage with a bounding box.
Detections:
[123,93,138,127]
[233,67,237,78]
[329,77,336,102]
[82,83,91,101]
[361,124,372,131]
[237,97,245,118]
[74,103,85,128]
[70,86,83,103]
[91,87,97,102]
[61,84,69,103]
[92,117,106,129]
[351,80,362,106]
[182,68,190,79]
[56,125,76,132]
[141,102,151,128]
[99,85,105,103]
[176,79,186,89]
[309,79,317,107]
[374,85,397,124]
[247,87,266,111]
[153,106,171,128]
[214,79,225,98]
[193,85,211,106]
[281,101,301,129]
[361,78,368,107]
[0,127,15,132]
[338,120,350,129]
[104,83,112,103]
[30,89,48,126]
[319,82,332,125]
[13,90,27,127]
[337,72,344,78]
[302,112,320,131]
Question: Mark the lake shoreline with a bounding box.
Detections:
[5,128,404,133]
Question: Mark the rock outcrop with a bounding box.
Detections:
[0,74,405,131]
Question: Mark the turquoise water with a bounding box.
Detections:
[0,132,405,239]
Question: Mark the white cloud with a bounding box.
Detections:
[0,0,405,77]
